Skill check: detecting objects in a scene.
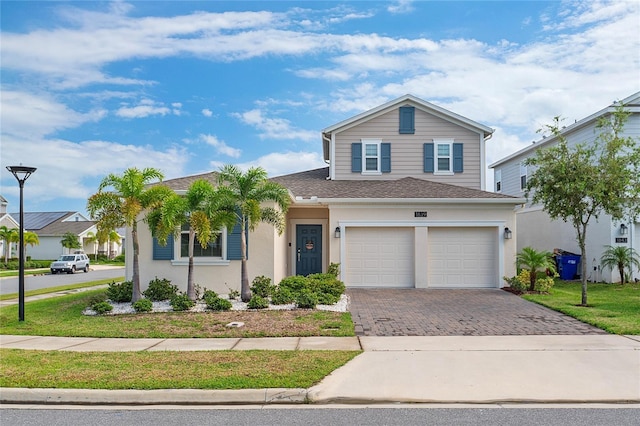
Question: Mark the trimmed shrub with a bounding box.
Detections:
[143,277,178,301]
[271,287,295,305]
[202,289,218,301]
[107,280,133,303]
[295,289,318,309]
[247,295,269,309]
[307,273,346,305]
[132,298,153,313]
[92,301,113,314]
[327,262,340,277]
[170,293,195,311]
[278,275,309,294]
[205,295,233,311]
[250,275,275,298]
[534,276,556,293]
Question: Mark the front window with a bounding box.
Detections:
[520,163,527,190]
[434,139,454,174]
[362,139,381,174]
[180,224,222,258]
[495,169,502,192]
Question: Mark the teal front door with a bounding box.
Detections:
[296,225,322,276]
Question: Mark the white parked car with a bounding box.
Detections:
[50,253,90,274]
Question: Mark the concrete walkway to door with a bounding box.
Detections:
[347,289,607,336]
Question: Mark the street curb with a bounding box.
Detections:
[0,387,308,405]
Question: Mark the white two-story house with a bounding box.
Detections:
[129,95,524,293]
[489,92,640,283]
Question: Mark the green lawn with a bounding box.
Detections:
[0,348,360,390]
[0,278,123,301]
[522,281,640,335]
[0,288,354,338]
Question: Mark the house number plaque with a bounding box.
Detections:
[414,211,428,217]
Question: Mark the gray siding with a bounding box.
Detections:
[334,108,483,189]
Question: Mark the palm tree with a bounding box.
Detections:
[0,226,18,263]
[516,247,557,291]
[148,179,237,300]
[85,231,99,260]
[600,245,640,284]
[217,165,290,302]
[22,231,39,259]
[60,232,81,254]
[87,167,170,302]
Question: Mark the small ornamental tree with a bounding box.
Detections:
[525,104,640,305]
[600,245,640,284]
[60,232,81,254]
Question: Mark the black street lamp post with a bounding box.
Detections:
[6,165,37,322]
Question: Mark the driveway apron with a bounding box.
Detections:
[347,289,607,336]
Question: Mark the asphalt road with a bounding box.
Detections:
[1,406,639,426]
[0,267,124,296]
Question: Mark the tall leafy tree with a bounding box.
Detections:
[217,165,290,302]
[525,104,640,305]
[0,226,18,263]
[60,232,81,253]
[516,247,557,291]
[148,179,237,300]
[600,245,640,284]
[87,167,169,302]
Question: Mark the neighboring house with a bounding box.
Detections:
[7,211,123,260]
[129,94,524,293]
[0,195,20,259]
[489,92,640,283]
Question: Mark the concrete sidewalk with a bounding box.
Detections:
[1,334,639,405]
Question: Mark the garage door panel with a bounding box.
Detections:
[428,227,497,288]
[346,227,414,288]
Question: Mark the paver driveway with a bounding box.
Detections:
[347,289,607,336]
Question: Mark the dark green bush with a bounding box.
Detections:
[92,301,113,314]
[205,294,233,311]
[86,293,107,307]
[202,289,218,300]
[132,298,153,313]
[106,280,133,303]
[307,273,346,305]
[247,295,269,309]
[113,254,125,262]
[278,275,309,294]
[295,289,318,309]
[271,287,295,305]
[170,293,195,311]
[143,277,178,301]
[250,275,275,298]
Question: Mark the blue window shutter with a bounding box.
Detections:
[453,143,463,173]
[424,143,434,173]
[381,143,391,173]
[399,106,415,134]
[152,237,173,260]
[227,221,247,260]
[351,143,362,172]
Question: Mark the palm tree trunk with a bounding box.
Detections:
[618,263,625,284]
[187,228,196,300]
[131,223,142,303]
[240,218,250,302]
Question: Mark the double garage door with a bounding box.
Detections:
[346,227,497,288]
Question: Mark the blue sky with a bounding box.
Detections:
[1,0,639,216]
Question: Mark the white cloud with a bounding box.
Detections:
[213,151,326,177]
[232,109,317,141]
[202,108,213,117]
[387,0,414,15]
[199,134,242,158]
[116,99,182,118]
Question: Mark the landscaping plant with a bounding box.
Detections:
[600,245,640,284]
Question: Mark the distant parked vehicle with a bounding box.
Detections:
[50,254,90,274]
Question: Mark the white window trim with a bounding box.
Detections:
[170,228,230,266]
[361,139,382,175]
[495,169,502,193]
[434,139,454,176]
[520,162,527,190]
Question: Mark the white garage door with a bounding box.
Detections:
[346,227,414,288]
[428,227,498,288]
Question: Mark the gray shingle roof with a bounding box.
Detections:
[271,167,520,200]
[9,211,96,236]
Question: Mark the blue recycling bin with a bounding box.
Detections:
[557,255,581,280]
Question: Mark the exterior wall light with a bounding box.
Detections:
[504,227,512,240]
[335,226,341,238]
[620,223,628,235]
